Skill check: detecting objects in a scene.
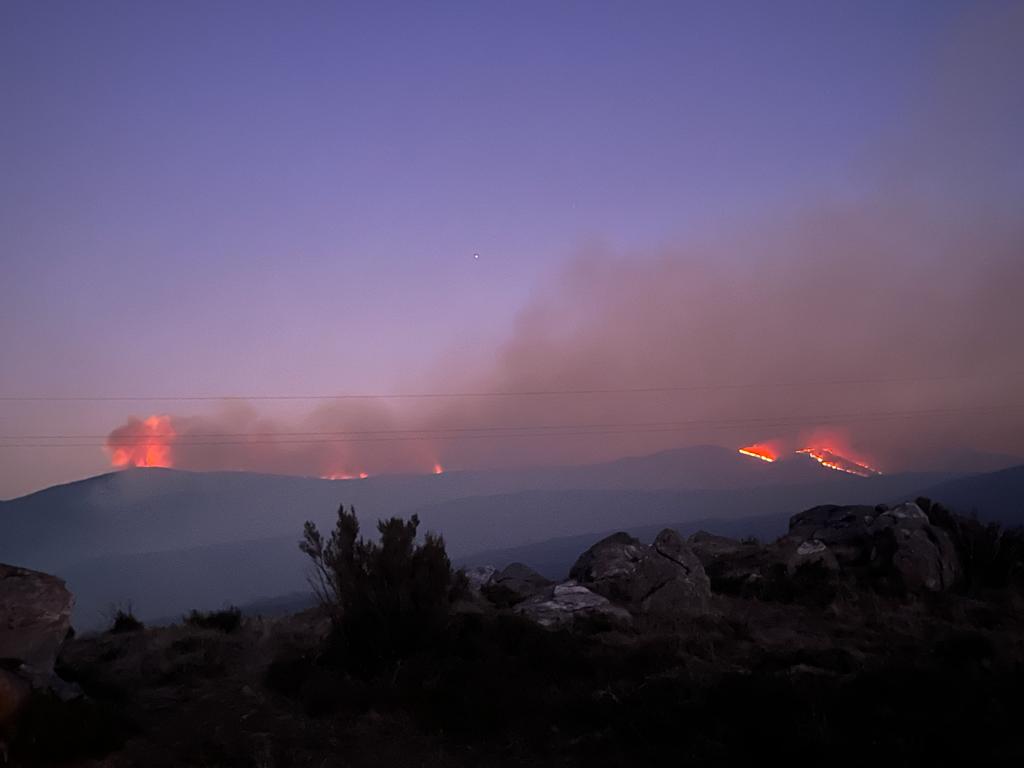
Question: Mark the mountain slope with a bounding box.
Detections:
[39,470,949,627]
[918,465,1024,526]
[0,446,852,570]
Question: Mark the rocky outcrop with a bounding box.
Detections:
[570,529,711,618]
[869,503,960,591]
[483,562,553,607]
[786,502,960,592]
[1,563,76,753]
[688,531,755,563]
[0,563,74,681]
[515,582,631,628]
[463,565,497,596]
[788,505,877,566]
[785,538,840,576]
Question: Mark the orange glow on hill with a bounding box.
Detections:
[432,462,444,475]
[738,444,778,463]
[107,415,175,468]
[796,447,881,477]
[322,471,370,480]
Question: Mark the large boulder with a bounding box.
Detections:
[0,564,73,680]
[869,503,960,591]
[785,502,960,592]
[785,538,840,576]
[787,505,877,565]
[570,530,711,618]
[1,564,75,746]
[515,582,631,629]
[463,565,497,596]
[483,562,552,606]
[569,532,648,603]
[689,531,772,595]
[688,531,755,564]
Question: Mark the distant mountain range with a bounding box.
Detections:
[1,445,1020,627]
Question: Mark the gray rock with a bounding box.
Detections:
[788,502,960,592]
[688,531,753,565]
[869,502,930,534]
[881,524,960,592]
[515,581,631,628]
[569,532,647,603]
[640,529,711,617]
[0,563,74,681]
[786,538,840,576]
[788,505,876,565]
[484,562,552,606]
[463,565,497,594]
[1,564,75,745]
[570,530,711,617]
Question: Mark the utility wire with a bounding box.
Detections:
[1,404,1019,448]
[0,372,1015,403]
[2,403,1018,441]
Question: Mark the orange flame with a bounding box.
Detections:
[321,471,370,480]
[432,462,444,475]
[738,443,778,463]
[107,415,175,468]
[796,447,881,477]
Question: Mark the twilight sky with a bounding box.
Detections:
[2,1,1022,498]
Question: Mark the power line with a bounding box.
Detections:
[0,372,1014,403]
[2,403,1018,441]
[1,403,1018,448]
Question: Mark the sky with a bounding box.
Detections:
[2,0,1022,498]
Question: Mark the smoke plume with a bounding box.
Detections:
[106,3,1024,476]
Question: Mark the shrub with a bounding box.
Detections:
[107,605,143,634]
[918,497,1024,592]
[300,504,457,673]
[183,606,242,633]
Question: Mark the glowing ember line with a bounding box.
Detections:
[738,442,779,463]
[321,471,369,480]
[738,448,775,463]
[796,448,881,477]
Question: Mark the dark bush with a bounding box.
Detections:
[8,691,129,765]
[918,497,1024,592]
[300,504,458,674]
[183,606,242,633]
[107,606,143,634]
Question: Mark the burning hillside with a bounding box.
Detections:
[738,444,779,463]
[796,447,881,477]
[105,412,446,478]
[738,434,882,477]
[106,415,175,468]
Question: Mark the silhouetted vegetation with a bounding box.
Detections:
[107,604,143,634]
[34,499,1024,766]
[300,504,461,673]
[183,606,242,633]
[918,496,1024,592]
[7,691,129,766]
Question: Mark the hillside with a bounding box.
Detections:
[9,496,1024,768]
[917,465,1024,526]
[11,449,1017,627]
[0,447,861,570]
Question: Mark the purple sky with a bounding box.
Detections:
[2,1,1022,498]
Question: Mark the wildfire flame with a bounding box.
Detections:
[738,443,778,463]
[107,415,175,468]
[432,462,444,475]
[321,471,370,480]
[796,447,881,477]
